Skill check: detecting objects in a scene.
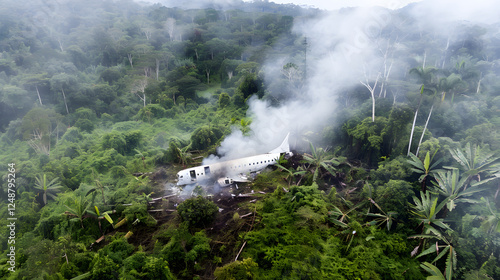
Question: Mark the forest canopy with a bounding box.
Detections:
[0,0,500,279]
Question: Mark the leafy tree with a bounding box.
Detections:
[100,68,122,84]
[21,107,61,155]
[238,73,262,99]
[346,116,389,163]
[415,73,466,156]
[175,75,206,100]
[50,73,79,114]
[74,118,95,133]
[221,59,243,83]
[86,170,109,204]
[177,196,218,229]
[101,132,127,154]
[218,92,231,108]
[89,251,120,280]
[190,125,223,150]
[159,225,211,274]
[374,179,414,222]
[16,238,66,279]
[1,85,32,110]
[235,62,259,75]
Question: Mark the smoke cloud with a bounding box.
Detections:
[209,0,500,163]
[209,7,392,161]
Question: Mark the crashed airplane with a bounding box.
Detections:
[176,133,292,187]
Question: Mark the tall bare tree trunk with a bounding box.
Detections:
[407,91,423,156]
[416,104,433,156]
[58,38,64,52]
[476,72,482,94]
[422,51,427,69]
[36,85,43,105]
[128,54,133,68]
[155,59,160,81]
[360,73,380,122]
[61,88,69,114]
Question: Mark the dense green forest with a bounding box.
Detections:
[0,0,499,279]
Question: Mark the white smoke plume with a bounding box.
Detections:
[205,0,500,164]
[206,6,393,162]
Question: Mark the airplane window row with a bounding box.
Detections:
[228,159,277,170]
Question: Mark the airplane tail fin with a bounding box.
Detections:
[269,133,291,154]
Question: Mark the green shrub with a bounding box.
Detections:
[218,92,231,108]
[214,258,258,280]
[100,238,135,265]
[177,196,218,229]
[89,251,120,280]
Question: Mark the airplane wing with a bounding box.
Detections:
[217,174,250,187]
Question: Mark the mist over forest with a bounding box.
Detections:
[0,0,499,279]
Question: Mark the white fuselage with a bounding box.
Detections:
[176,152,282,186]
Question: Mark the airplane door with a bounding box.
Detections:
[204,166,210,175]
[190,170,196,180]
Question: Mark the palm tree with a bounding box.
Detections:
[431,169,489,212]
[410,191,451,233]
[420,262,447,280]
[240,118,252,135]
[302,142,339,183]
[134,149,147,169]
[328,198,360,228]
[407,151,443,192]
[176,146,192,167]
[448,143,500,185]
[86,169,108,205]
[64,195,91,228]
[366,198,398,231]
[34,174,62,205]
[276,163,307,186]
[409,66,438,88]
[479,197,500,235]
[437,73,465,103]
[414,226,456,280]
[410,191,456,279]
